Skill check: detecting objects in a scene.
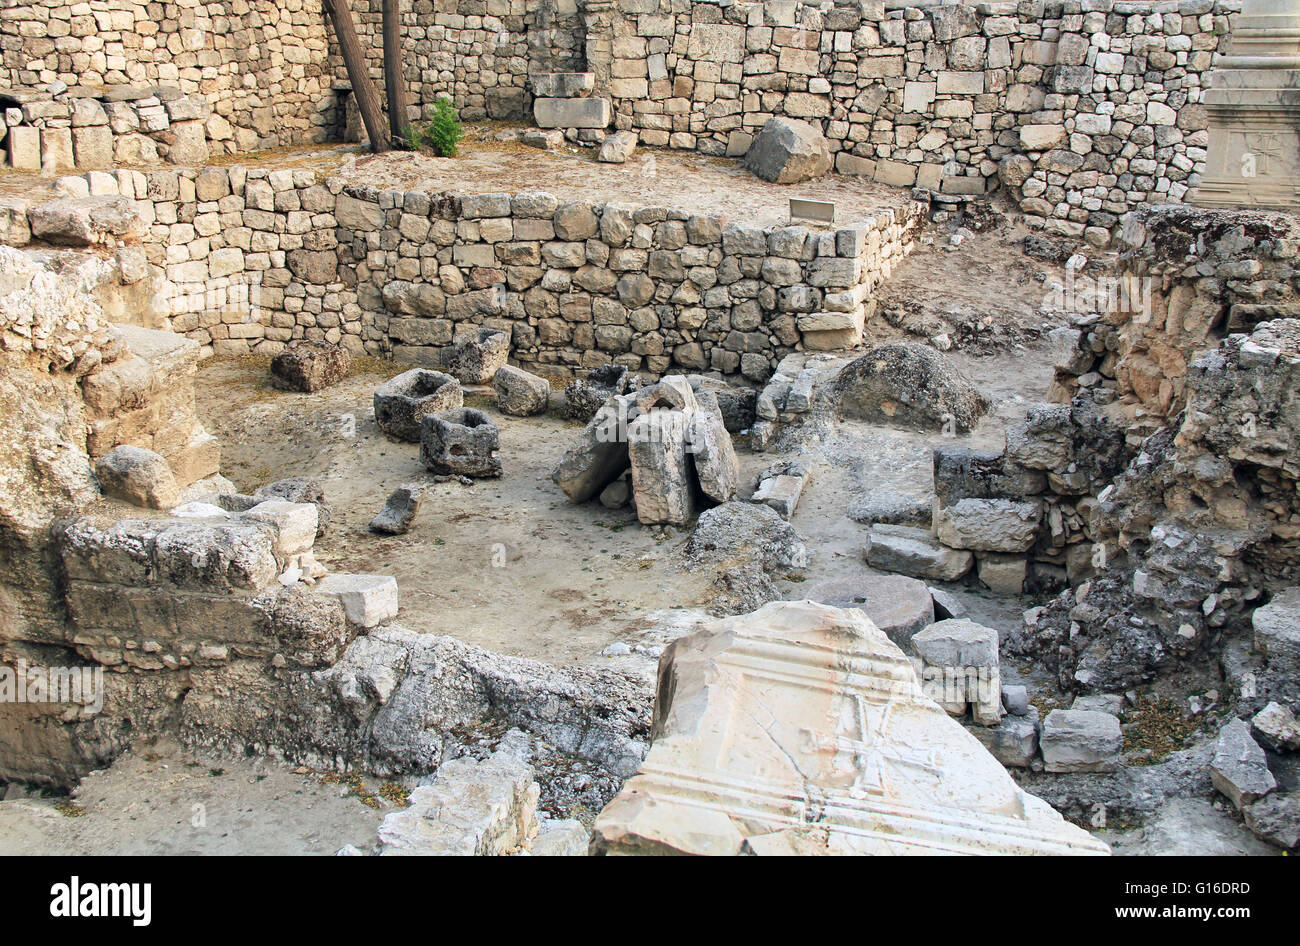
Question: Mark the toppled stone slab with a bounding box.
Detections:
[493,364,549,417]
[378,730,539,856]
[1041,709,1123,773]
[936,498,1042,553]
[687,407,739,504]
[269,340,350,393]
[94,444,179,509]
[913,619,1002,725]
[628,408,696,526]
[835,344,989,432]
[591,601,1109,855]
[448,328,509,385]
[865,524,974,581]
[743,117,831,184]
[552,392,634,501]
[685,502,809,615]
[1252,702,1300,753]
[797,573,934,650]
[1210,718,1277,811]
[315,573,399,629]
[374,369,463,442]
[420,408,502,478]
[369,484,425,535]
[753,458,811,520]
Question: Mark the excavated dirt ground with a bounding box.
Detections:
[196,338,1055,680]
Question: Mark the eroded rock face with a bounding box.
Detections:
[743,117,831,184]
[591,601,1109,856]
[835,343,989,432]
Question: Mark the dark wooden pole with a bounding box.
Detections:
[323,0,391,152]
[382,0,409,145]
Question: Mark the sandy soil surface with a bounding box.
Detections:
[873,207,1085,353]
[0,741,387,855]
[199,358,719,670]
[196,338,1052,679]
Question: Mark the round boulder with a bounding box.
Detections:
[834,343,989,432]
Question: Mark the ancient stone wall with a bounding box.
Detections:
[5,0,1236,244]
[1,165,923,379]
[1,0,341,154]
[584,0,1234,246]
[1048,205,1300,428]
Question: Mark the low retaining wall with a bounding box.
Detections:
[4,165,925,380]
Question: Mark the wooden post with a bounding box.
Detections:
[323,0,390,152]
[382,0,409,145]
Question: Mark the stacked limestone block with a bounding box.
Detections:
[2,89,210,171]
[1,0,341,154]
[79,324,220,488]
[6,167,922,374]
[587,0,1233,245]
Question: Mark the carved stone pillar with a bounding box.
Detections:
[1191,0,1300,209]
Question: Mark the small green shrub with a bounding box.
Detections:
[408,99,464,157]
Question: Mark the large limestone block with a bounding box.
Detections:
[865,524,974,581]
[94,445,179,509]
[591,601,1109,856]
[1253,587,1300,675]
[797,574,935,650]
[551,393,635,502]
[1040,709,1122,773]
[628,409,697,526]
[743,117,831,184]
[935,498,1042,553]
[534,97,611,129]
[378,730,539,855]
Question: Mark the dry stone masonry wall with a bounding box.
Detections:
[0,165,924,377]
[4,0,1239,244]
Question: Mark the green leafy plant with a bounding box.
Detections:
[408,98,464,157]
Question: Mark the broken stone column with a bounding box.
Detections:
[591,600,1109,855]
[1191,0,1300,210]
